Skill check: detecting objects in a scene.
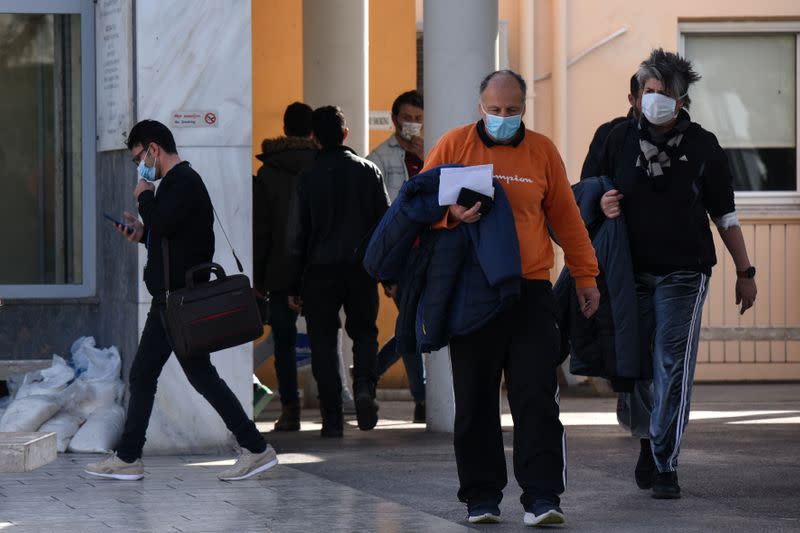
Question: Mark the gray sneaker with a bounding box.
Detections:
[84,453,144,481]
[218,445,278,481]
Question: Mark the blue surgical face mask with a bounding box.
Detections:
[137,147,157,182]
[481,105,522,141]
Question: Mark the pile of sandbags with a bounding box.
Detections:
[0,337,126,453]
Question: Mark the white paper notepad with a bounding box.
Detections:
[438,164,494,206]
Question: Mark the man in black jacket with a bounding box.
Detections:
[288,106,390,437]
[253,102,317,431]
[85,120,275,482]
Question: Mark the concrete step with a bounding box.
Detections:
[0,359,52,379]
[0,432,57,472]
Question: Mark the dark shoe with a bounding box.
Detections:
[413,401,426,423]
[273,403,301,432]
[635,438,656,489]
[467,501,501,524]
[320,406,343,438]
[652,471,681,499]
[354,383,379,431]
[523,499,565,527]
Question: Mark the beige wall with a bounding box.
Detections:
[522,0,800,181]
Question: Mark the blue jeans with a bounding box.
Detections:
[269,290,299,405]
[635,271,709,473]
[377,337,425,403]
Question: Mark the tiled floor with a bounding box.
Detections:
[0,454,468,533]
[2,385,799,532]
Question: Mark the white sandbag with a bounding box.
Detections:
[0,395,61,432]
[71,337,121,382]
[71,380,124,419]
[67,404,125,453]
[16,355,75,400]
[38,412,84,453]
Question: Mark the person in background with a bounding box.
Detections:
[367,90,426,423]
[599,49,757,499]
[580,74,640,180]
[288,106,390,438]
[579,74,646,437]
[367,90,425,199]
[253,102,317,431]
[423,70,600,527]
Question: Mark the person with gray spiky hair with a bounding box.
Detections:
[599,49,757,499]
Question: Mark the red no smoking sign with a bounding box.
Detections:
[204,112,217,125]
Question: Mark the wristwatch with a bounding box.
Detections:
[736,266,756,279]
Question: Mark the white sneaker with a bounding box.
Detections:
[523,505,566,527]
[218,445,278,481]
[84,453,144,481]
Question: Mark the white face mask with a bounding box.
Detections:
[399,121,422,140]
[641,92,682,125]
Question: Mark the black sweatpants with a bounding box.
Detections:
[302,266,379,411]
[449,280,565,508]
[116,302,266,462]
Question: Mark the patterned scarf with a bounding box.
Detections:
[636,110,691,187]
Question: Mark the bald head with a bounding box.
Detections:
[478,70,526,119]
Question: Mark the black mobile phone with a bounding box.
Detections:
[456,188,493,215]
[103,212,132,234]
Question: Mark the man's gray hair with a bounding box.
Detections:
[636,48,701,109]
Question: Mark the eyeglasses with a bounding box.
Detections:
[131,145,151,166]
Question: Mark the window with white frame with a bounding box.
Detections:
[682,23,799,196]
[0,0,94,298]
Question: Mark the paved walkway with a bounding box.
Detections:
[1,384,798,532]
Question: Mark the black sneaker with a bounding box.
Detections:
[652,471,681,499]
[320,407,343,438]
[467,502,501,524]
[354,384,379,431]
[523,500,565,527]
[413,401,426,423]
[635,438,656,489]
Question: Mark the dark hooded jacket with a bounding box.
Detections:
[553,176,648,389]
[363,166,521,353]
[253,136,317,292]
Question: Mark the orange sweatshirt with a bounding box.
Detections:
[423,123,599,288]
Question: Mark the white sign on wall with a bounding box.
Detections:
[96,0,134,152]
[369,110,393,130]
[171,110,220,128]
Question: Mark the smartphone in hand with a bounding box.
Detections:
[103,212,132,234]
[457,188,494,215]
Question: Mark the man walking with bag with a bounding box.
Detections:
[85,120,275,481]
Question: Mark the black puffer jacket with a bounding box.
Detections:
[288,146,390,292]
[253,136,317,292]
[553,177,649,390]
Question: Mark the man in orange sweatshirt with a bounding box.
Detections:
[423,70,600,527]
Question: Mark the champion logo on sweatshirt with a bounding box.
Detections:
[495,174,534,185]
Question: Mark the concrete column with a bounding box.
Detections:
[519,0,535,128]
[552,0,568,157]
[422,0,498,433]
[303,0,369,157]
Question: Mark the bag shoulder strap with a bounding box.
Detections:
[211,205,244,273]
